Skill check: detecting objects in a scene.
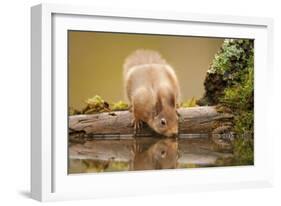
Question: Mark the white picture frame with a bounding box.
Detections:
[31,3,274,202]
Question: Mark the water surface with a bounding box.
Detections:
[69,134,234,174]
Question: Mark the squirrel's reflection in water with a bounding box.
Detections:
[130,138,179,170]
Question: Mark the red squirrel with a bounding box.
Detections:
[123,49,181,137]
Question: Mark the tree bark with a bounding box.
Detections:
[69,106,233,140]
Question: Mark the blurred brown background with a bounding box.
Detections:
[68,31,224,109]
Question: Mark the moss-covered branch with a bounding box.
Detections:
[198,39,254,165]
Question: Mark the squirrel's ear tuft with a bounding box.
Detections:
[171,95,176,108]
[167,91,176,108]
[155,94,163,115]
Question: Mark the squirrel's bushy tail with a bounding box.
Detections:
[123,49,167,74]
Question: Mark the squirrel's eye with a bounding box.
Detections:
[160,118,166,126]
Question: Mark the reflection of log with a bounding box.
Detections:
[69,106,233,139]
[68,138,234,174]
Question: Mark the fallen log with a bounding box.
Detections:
[69,106,233,139]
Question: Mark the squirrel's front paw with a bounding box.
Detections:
[131,118,143,135]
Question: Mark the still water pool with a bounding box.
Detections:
[69,134,234,174]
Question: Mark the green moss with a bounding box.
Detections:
[199,39,254,106]
[231,110,254,165]
[209,39,253,76]
[200,39,254,165]
[219,52,254,164]
[178,163,198,168]
[85,95,105,107]
[232,137,254,165]
[69,95,131,114]
[68,106,81,115]
[69,159,130,173]
[104,161,129,172]
[83,96,109,114]
[111,101,129,111]
[181,97,197,108]
[233,111,254,134]
[221,67,253,110]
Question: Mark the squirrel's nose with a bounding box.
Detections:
[173,128,179,135]
[169,131,179,138]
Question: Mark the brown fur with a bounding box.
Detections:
[132,139,179,170]
[123,49,181,137]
